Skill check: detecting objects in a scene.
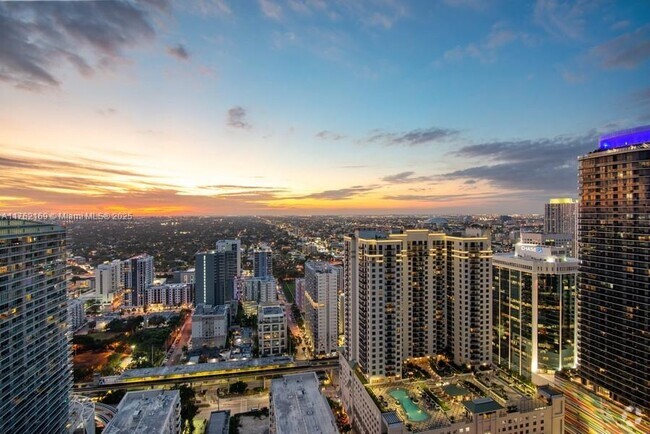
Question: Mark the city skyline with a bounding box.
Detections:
[1,0,649,215]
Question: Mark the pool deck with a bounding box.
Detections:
[367,369,539,432]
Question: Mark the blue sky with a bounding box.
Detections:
[1,0,649,215]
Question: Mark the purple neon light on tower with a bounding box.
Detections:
[599,125,650,151]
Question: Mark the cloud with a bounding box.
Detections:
[294,185,379,200]
[227,106,251,129]
[315,130,345,141]
[533,0,598,40]
[632,87,650,106]
[0,0,166,91]
[97,107,117,116]
[441,131,599,192]
[167,44,190,60]
[189,0,232,16]
[384,192,511,202]
[561,69,585,83]
[442,0,485,9]
[200,184,273,190]
[590,25,650,69]
[611,20,630,31]
[382,171,433,184]
[0,149,291,215]
[362,127,459,147]
[366,12,394,29]
[259,0,282,20]
[438,22,524,65]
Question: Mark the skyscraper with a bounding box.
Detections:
[342,229,491,382]
[493,243,578,382]
[195,239,241,306]
[253,244,273,278]
[578,126,650,411]
[445,230,493,368]
[0,219,71,433]
[123,254,154,307]
[304,261,338,356]
[544,198,578,254]
[544,198,577,234]
[95,259,123,304]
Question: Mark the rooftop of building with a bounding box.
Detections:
[271,372,338,434]
[194,304,229,316]
[305,260,336,273]
[538,385,563,398]
[103,390,179,434]
[128,253,152,260]
[597,125,650,152]
[206,410,230,434]
[462,397,504,414]
[259,305,284,317]
[364,360,551,433]
[494,244,580,264]
[548,198,576,204]
[0,218,65,236]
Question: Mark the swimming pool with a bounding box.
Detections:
[389,388,429,422]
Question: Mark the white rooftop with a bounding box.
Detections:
[103,390,179,434]
[271,372,338,434]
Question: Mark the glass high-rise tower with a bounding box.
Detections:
[0,219,71,433]
[578,126,650,411]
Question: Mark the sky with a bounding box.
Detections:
[1,0,649,216]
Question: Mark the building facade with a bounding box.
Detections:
[67,298,86,332]
[577,126,650,411]
[445,232,492,367]
[191,304,230,348]
[304,261,338,356]
[342,229,492,384]
[493,244,578,382]
[520,232,575,257]
[123,254,154,307]
[195,240,241,306]
[95,259,123,304]
[258,304,287,356]
[253,245,273,278]
[544,198,577,235]
[144,283,193,307]
[294,278,305,310]
[237,276,277,303]
[0,219,72,433]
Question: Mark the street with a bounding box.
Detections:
[165,312,192,366]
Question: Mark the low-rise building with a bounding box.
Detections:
[269,372,338,434]
[258,304,287,357]
[192,304,230,348]
[103,390,181,434]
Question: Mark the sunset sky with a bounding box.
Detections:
[1,0,649,215]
